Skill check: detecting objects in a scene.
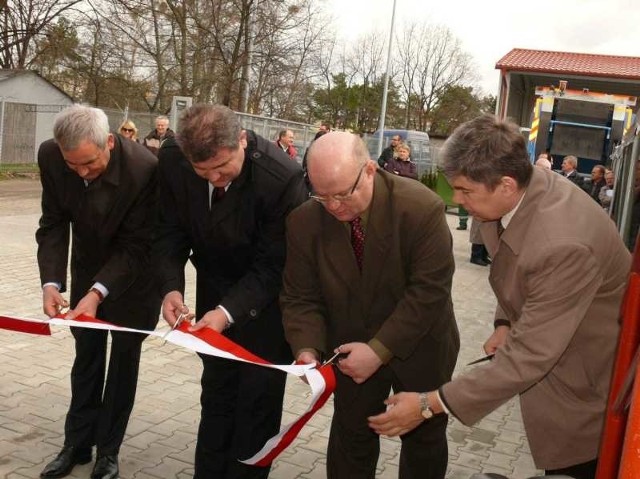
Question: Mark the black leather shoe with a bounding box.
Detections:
[40,445,92,478]
[470,257,489,267]
[91,455,119,479]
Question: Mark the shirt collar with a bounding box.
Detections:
[501,190,526,230]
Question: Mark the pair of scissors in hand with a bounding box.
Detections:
[162,311,188,343]
[319,351,348,367]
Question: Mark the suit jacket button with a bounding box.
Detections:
[249,309,257,318]
[252,152,261,159]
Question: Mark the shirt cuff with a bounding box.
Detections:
[493,318,511,329]
[91,282,109,299]
[42,282,61,290]
[368,337,394,364]
[217,304,234,324]
[436,390,451,416]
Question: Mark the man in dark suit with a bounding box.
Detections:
[561,154,585,188]
[280,132,460,479]
[154,104,308,478]
[369,115,631,479]
[36,105,160,479]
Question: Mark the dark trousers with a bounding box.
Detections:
[194,354,287,479]
[65,327,145,455]
[328,366,448,479]
[545,458,597,479]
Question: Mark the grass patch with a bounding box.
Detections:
[0,163,39,180]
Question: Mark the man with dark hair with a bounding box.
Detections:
[37,104,160,479]
[377,134,402,168]
[369,114,631,479]
[319,121,331,133]
[589,164,607,204]
[281,131,459,479]
[154,104,308,479]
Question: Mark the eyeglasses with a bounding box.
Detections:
[309,163,366,203]
[121,128,134,133]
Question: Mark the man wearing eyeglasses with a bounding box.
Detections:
[281,131,459,479]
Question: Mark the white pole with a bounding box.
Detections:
[376,0,398,159]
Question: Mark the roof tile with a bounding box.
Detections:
[495,48,640,79]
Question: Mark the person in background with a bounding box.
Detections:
[319,121,331,134]
[599,169,615,214]
[281,131,459,479]
[536,152,553,169]
[275,129,298,161]
[377,134,402,168]
[383,142,418,180]
[302,129,329,176]
[143,115,174,156]
[561,154,584,188]
[118,119,139,142]
[36,105,160,479]
[588,165,607,204]
[469,217,491,266]
[154,104,308,479]
[368,114,631,479]
[534,156,552,169]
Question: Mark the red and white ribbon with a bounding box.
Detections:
[0,313,336,465]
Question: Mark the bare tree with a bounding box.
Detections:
[0,0,84,68]
[394,22,474,131]
[343,31,386,130]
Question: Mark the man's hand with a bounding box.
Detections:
[484,325,510,355]
[336,342,382,384]
[297,351,320,367]
[368,392,424,437]
[162,291,190,327]
[190,307,227,333]
[65,291,100,320]
[42,285,69,318]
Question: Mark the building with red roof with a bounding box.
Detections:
[495,48,640,124]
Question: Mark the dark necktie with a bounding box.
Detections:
[350,217,365,271]
[497,219,505,238]
[212,187,225,205]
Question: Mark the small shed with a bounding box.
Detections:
[0,70,74,164]
[495,48,640,127]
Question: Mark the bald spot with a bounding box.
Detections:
[307,132,363,187]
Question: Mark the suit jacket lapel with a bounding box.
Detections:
[321,213,361,294]
[361,173,392,306]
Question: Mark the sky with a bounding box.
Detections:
[324,0,640,96]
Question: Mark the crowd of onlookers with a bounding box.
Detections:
[536,152,622,213]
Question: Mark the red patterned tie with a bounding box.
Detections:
[350,217,365,271]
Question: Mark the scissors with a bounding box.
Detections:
[467,353,495,366]
[161,311,188,343]
[319,351,348,367]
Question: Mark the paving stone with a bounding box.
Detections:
[0,180,541,479]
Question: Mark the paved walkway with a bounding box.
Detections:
[0,178,540,479]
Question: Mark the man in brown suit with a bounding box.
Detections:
[36,105,160,479]
[281,132,460,478]
[369,114,631,479]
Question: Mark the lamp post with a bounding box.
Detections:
[376,0,398,158]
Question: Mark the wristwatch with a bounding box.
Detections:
[419,392,434,420]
